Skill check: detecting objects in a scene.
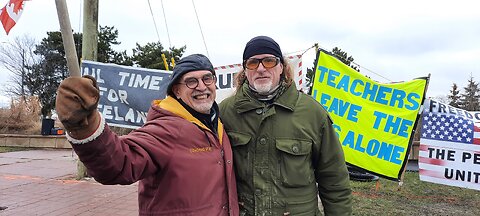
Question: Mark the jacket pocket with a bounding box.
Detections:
[285,195,320,216]
[276,138,314,187]
[227,131,252,183]
[238,194,254,216]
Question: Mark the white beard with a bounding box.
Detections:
[252,80,274,95]
[192,100,214,114]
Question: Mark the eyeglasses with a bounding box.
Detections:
[178,73,216,89]
[243,57,281,70]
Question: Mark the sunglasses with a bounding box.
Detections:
[243,57,281,70]
[178,73,216,89]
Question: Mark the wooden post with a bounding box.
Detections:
[55,0,83,178]
[54,0,99,179]
[75,0,99,179]
[398,163,407,191]
[54,0,81,77]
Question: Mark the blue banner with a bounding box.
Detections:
[81,60,171,128]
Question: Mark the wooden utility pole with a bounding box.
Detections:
[82,0,99,61]
[76,0,99,179]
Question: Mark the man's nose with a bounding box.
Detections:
[195,79,208,90]
[256,63,267,72]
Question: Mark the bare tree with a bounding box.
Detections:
[0,35,40,100]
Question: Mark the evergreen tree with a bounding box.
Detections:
[448,83,461,108]
[331,47,360,72]
[131,42,185,70]
[306,47,359,91]
[26,31,80,116]
[459,75,480,111]
[97,26,133,66]
[305,58,317,89]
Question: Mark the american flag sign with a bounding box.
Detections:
[418,98,480,191]
[421,111,480,145]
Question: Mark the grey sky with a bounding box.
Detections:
[1,0,479,104]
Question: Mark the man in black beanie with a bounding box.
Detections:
[219,36,352,215]
[55,54,239,215]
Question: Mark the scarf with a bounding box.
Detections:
[246,79,289,103]
[178,99,219,135]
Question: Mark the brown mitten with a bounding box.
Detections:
[56,75,101,140]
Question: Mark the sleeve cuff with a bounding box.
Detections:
[66,113,106,144]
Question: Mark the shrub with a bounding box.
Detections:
[0,96,42,134]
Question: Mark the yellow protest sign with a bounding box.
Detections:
[311,50,428,180]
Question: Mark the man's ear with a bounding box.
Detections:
[172,85,180,98]
[280,63,285,77]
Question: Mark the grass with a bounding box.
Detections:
[0,146,34,153]
[351,172,480,215]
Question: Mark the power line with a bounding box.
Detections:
[316,44,391,82]
[160,0,172,48]
[191,0,209,57]
[147,0,163,46]
[284,45,316,56]
[146,0,172,70]
[287,43,391,82]
[356,64,391,82]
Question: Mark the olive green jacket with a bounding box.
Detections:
[219,83,352,216]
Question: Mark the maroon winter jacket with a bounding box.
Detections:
[70,96,239,216]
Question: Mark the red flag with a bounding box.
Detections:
[0,0,25,35]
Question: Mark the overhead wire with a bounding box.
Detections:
[148,1,387,80]
[147,0,163,47]
[315,44,391,82]
[160,0,175,67]
[160,0,172,48]
[355,64,391,82]
[286,43,390,83]
[191,0,210,58]
[147,0,170,70]
[284,44,316,56]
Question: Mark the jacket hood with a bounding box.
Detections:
[150,96,224,144]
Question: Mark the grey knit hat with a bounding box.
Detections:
[166,54,215,96]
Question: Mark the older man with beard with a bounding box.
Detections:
[55,54,239,216]
[219,36,352,216]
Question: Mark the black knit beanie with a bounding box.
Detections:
[242,36,283,60]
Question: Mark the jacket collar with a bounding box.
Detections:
[234,82,299,114]
[153,96,224,144]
